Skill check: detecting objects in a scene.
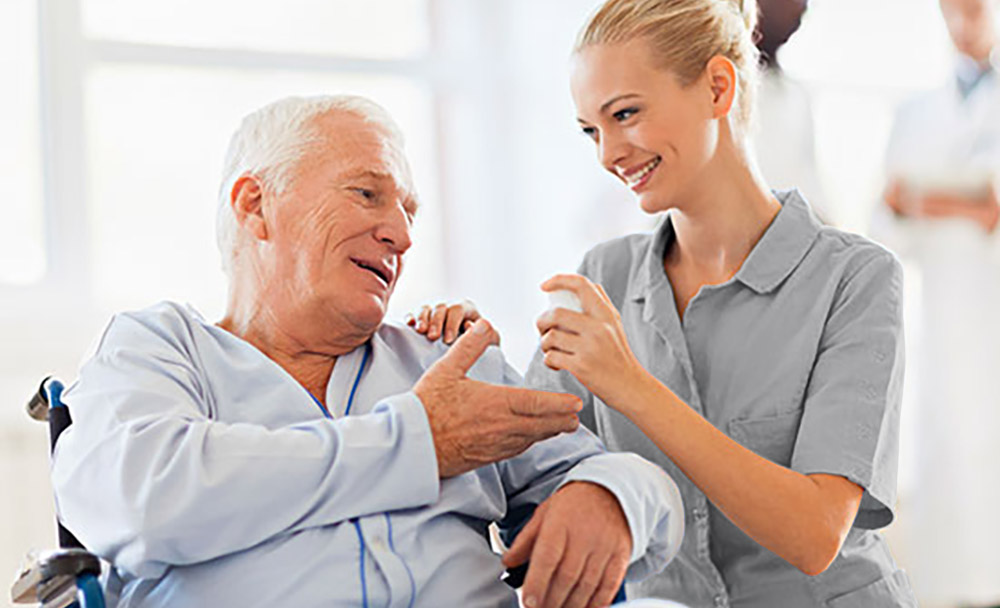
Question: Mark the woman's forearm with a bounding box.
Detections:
[617,372,863,575]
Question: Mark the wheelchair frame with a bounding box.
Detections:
[10,378,105,608]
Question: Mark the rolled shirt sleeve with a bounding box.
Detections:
[790,250,905,528]
[52,311,440,578]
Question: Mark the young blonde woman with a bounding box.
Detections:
[413,1,916,605]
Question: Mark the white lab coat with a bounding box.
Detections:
[876,57,1000,607]
[751,67,831,222]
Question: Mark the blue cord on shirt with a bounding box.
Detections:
[344,344,371,416]
[307,343,372,608]
[352,520,369,608]
[385,513,417,608]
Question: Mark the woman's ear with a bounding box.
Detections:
[230,173,268,241]
[705,55,737,119]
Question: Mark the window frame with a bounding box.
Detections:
[3,0,447,319]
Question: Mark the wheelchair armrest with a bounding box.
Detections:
[11,549,101,606]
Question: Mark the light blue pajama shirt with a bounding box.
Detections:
[51,302,683,607]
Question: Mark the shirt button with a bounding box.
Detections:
[693,508,707,519]
[714,595,727,607]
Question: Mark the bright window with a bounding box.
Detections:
[82,0,430,58]
[0,0,45,284]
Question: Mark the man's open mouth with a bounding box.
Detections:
[351,258,391,286]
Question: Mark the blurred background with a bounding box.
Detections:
[0,0,989,606]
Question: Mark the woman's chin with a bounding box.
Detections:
[637,192,672,215]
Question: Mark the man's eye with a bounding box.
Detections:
[352,187,376,200]
[612,107,638,122]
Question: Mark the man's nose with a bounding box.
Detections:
[375,202,412,254]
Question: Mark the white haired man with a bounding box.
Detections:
[51,96,684,608]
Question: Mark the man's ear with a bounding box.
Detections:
[230,173,268,241]
[705,55,737,120]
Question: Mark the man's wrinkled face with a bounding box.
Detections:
[263,112,418,339]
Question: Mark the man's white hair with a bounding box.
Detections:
[215,95,405,275]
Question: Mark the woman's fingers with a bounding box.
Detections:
[417,305,434,333]
[536,307,588,337]
[543,348,573,372]
[443,303,476,344]
[409,300,492,345]
[540,328,582,356]
[427,303,449,340]
[540,274,612,319]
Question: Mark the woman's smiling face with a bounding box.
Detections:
[570,38,721,214]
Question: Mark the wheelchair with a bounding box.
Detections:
[9,378,105,608]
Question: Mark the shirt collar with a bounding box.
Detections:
[955,53,994,98]
[630,189,821,299]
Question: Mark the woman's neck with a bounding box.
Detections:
[666,138,781,281]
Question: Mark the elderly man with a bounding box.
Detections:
[51,96,683,608]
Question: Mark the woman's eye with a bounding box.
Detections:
[612,107,638,122]
[580,126,598,141]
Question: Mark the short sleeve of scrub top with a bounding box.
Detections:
[789,250,904,528]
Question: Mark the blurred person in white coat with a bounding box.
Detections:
[876,0,1000,605]
[751,0,831,222]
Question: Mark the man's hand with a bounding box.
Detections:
[885,179,1000,232]
[414,319,581,478]
[920,187,1000,232]
[502,482,632,608]
[883,179,908,216]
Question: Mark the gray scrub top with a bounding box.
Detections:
[526,190,917,608]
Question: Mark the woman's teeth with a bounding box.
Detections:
[626,157,660,186]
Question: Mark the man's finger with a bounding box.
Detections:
[590,553,629,608]
[501,511,543,568]
[503,386,582,417]
[427,319,495,377]
[521,523,567,608]
[516,415,580,449]
[559,553,601,608]
[542,551,588,608]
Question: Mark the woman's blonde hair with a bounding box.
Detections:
[575,0,760,127]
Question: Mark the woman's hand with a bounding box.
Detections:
[406,300,500,346]
[537,274,647,411]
